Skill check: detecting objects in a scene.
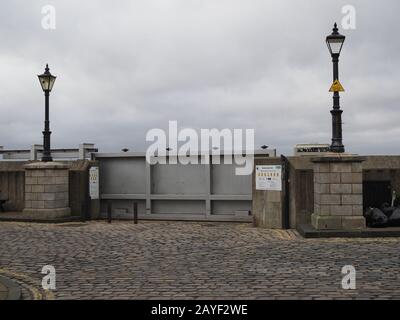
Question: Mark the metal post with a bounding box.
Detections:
[42,90,53,161]
[133,202,138,224]
[281,155,290,229]
[107,201,112,224]
[330,55,345,153]
[81,203,86,222]
[82,189,91,222]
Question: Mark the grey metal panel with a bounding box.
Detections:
[212,200,251,215]
[99,158,146,194]
[101,194,146,200]
[152,200,205,214]
[100,199,146,216]
[210,195,252,201]
[95,149,274,158]
[101,193,251,201]
[204,156,211,216]
[211,163,251,195]
[145,160,151,214]
[96,152,255,221]
[151,194,206,200]
[99,212,253,222]
[152,163,207,195]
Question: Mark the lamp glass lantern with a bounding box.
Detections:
[38,64,56,92]
[326,23,345,56]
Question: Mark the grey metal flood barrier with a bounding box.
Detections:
[94,151,273,222]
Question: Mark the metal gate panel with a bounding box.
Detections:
[94,152,272,222]
[152,163,207,195]
[99,157,146,194]
[152,200,205,215]
[211,163,251,195]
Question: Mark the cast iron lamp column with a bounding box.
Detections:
[38,64,56,162]
[326,23,346,153]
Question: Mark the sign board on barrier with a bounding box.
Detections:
[255,165,282,191]
[89,167,99,199]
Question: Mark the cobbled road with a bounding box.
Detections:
[0,221,399,300]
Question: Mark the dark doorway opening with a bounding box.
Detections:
[363,181,392,209]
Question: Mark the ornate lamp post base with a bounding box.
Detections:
[330,108,345,153]
[41,129,53,162]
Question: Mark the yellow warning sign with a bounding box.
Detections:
[329,79,345,92]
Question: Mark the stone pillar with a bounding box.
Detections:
[311,156,366,230]
[252,158,283,229]
[23,162,71,219]
[79,143,95,160]
[30,144,43,161]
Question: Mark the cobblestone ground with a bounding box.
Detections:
[1,221,400,300]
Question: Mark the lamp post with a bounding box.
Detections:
[326,23,346,153]
[37,64,56,162]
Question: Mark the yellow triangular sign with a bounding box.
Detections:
[329,79,345,92]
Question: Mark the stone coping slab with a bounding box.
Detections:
[298,224,400,238]
[0,275,21,300]
[24,162,70,170]
[311,155,367,163]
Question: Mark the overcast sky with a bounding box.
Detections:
[0,0,399,155]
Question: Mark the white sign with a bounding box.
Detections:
[89,167,99,199]
[256,165,282,191]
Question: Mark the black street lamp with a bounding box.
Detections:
[326,23,346,153]
[37,64,56,162]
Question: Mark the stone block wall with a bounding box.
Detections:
[25,171,68,209]
[23,162,71,219]
[312,156,366,230]
[0,162,26,211]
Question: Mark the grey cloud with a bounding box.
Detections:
[0,0,399,154]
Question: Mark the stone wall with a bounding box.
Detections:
[0,160,98,220]
[286,156,400,229]
[23,162,71,219]
[2,155,400,225]
[287,157,314,228]
[69,160,97,218]
[252,158,283,229]
[0,162,26,211]
[312,156,366,230]
[25,168,68,209]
